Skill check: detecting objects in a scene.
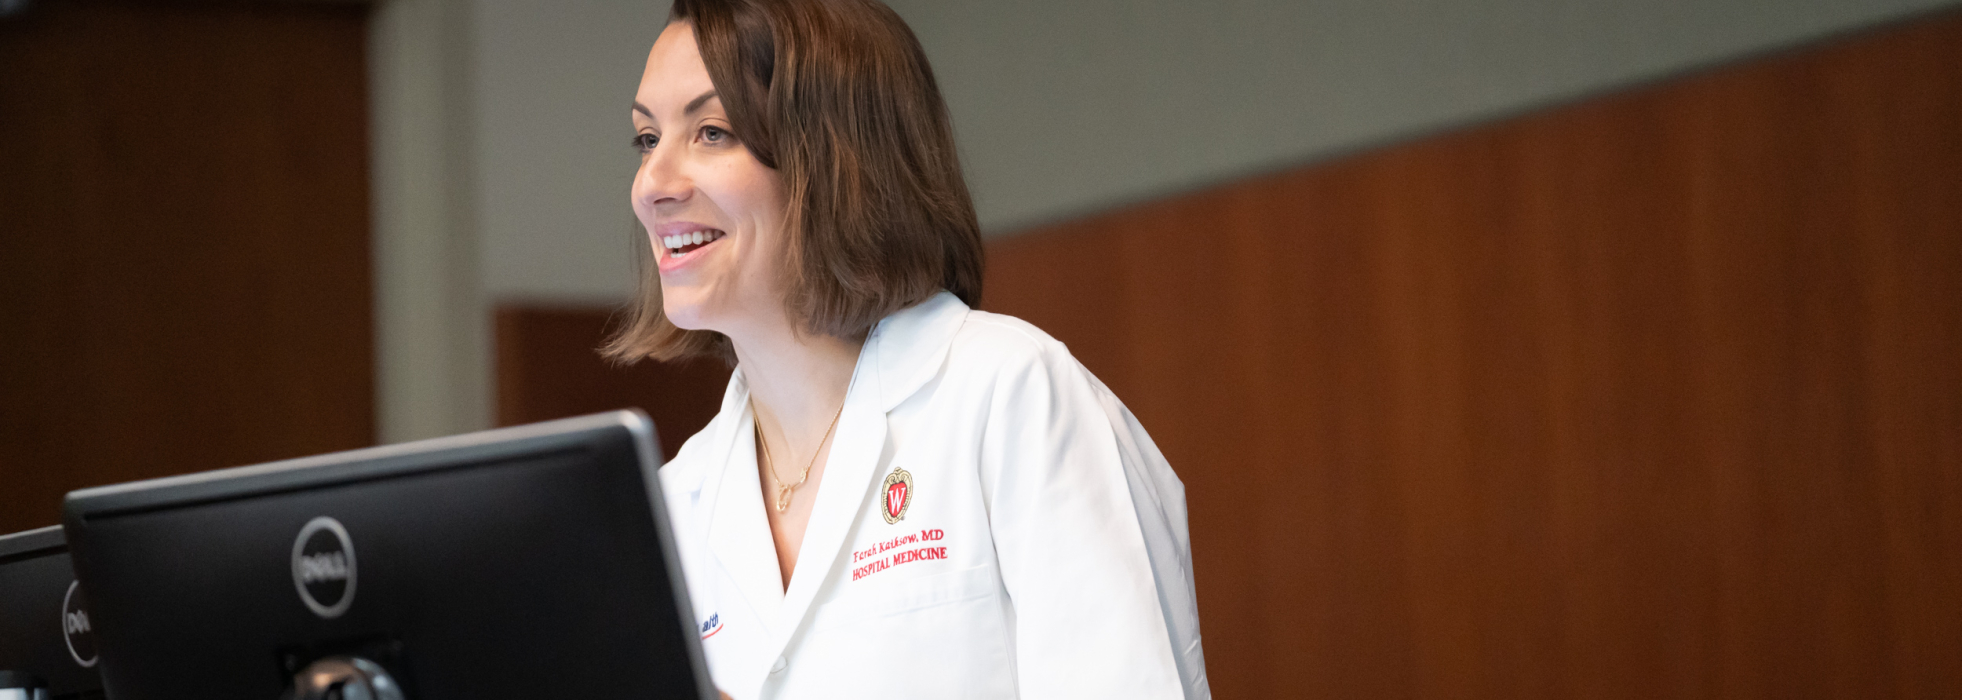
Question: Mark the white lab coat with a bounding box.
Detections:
[658,291,1210,700]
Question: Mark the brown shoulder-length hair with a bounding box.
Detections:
[603,0,983,364]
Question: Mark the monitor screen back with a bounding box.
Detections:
[63,413,707,700]
[0,526,105,699]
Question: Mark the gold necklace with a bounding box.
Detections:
[755,401,845,513]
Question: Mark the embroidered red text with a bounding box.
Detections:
[850,529,947,581]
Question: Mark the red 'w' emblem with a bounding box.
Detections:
[886,482,908,518]
[881,468,913,524]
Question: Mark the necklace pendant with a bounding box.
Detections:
[775,485,794,513]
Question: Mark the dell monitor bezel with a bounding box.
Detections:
[61,410,713,700]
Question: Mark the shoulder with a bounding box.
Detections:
[936,310,1106,411]
[944,309,1073,374]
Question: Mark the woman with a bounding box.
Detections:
[612,1,1208,697]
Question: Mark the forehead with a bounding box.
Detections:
[637,22,715,114]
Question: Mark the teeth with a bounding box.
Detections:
[662,229,722,255]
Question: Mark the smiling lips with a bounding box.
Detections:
[661,228,726,258]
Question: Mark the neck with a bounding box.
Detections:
[729,317,863,450]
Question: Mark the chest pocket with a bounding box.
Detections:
[810,564,999,630]
[789,564,1017,699]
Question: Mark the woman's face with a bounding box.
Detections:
[631,22,788,335]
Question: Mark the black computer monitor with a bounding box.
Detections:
[62,410,713,700]
[0,525,105,700]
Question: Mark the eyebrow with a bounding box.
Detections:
[684,90,719,115]
[631,90,720,119]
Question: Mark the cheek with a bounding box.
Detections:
[701,164,788,255]
[730,172,788,245]
[703,164,774,218]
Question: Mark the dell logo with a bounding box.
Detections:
[298,551,350,583]
[292,516,357,619]
[62,580,98,668]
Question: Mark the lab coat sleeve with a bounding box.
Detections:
[977,335,1193,700]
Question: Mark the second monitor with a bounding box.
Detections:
[0,526,104,700]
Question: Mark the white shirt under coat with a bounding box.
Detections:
[658,291,1210,700]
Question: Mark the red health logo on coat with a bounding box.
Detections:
[882,467,912,524]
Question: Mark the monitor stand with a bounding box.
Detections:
[284,656,405,700]
[0,671,48,700]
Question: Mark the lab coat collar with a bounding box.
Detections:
[865,291,970,412]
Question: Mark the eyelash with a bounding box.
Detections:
[632,126,732,153]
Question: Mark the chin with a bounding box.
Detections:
[660,290,712,330]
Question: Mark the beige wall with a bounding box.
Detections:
[890,0,1961,232]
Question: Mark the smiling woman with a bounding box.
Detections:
[608,0,980,364]
[602,1,1208,699]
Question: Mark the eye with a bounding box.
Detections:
[632,132,658,152]
[700,125,730,144]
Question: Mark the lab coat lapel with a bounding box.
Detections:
[766,293,971,653]
[772,348,885,641]
[702,371,787,636]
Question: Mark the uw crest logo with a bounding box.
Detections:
[882,467,913,524]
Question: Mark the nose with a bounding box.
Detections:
[633,140,692,211]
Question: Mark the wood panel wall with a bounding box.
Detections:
[0,1,374,534]
[489,12,1962,699]
[494,306,731,462]
[984,13,1962,699]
